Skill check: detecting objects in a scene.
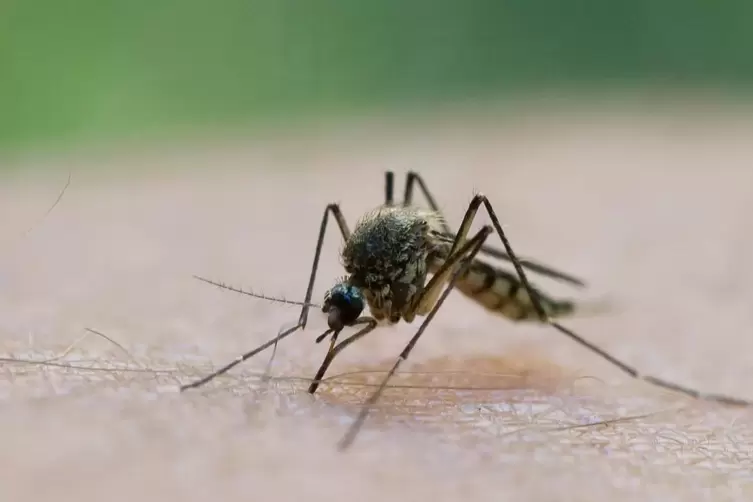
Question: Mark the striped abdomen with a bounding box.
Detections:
[428,255,575,321]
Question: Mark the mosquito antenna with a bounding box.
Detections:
[192,275,323,309]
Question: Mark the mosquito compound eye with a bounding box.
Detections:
[327,284,364,328]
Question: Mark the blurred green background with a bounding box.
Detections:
[3,0,753,154]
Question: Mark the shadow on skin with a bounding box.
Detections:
[313,345,587,413]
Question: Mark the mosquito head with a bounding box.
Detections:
[322,282,365,331]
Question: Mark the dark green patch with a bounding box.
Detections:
[3,0,753,155]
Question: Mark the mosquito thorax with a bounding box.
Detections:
[322,283,365,330]
[339,206,443,322]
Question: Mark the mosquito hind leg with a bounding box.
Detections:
[397,171,585,287]
[474,193,753,408]
[400,171,452,233]
[180,203,353,391]
[385,171,395,207]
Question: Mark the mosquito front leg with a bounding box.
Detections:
[296,203,352,329]
[180,203,352,391]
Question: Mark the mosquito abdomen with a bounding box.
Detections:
[428,255,575,321]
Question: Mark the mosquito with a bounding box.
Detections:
[181,171,584,391]
[182,171,753,451]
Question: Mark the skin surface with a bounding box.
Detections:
[1,106,753,501]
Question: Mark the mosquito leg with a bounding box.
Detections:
[385,171,395,207]
[337,225,493,450]
[392,170,581,287]
[297,204,352,329]
[408,187,483,316]
[403,171,585,287]
[180,323,308,391]
[308,317,379,394]
[475,193,753,408]
[180,203,352,391]
[402,171,452,234]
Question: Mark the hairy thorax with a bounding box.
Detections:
[341,206,443,324]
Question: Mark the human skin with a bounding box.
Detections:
[1,105,753,501]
